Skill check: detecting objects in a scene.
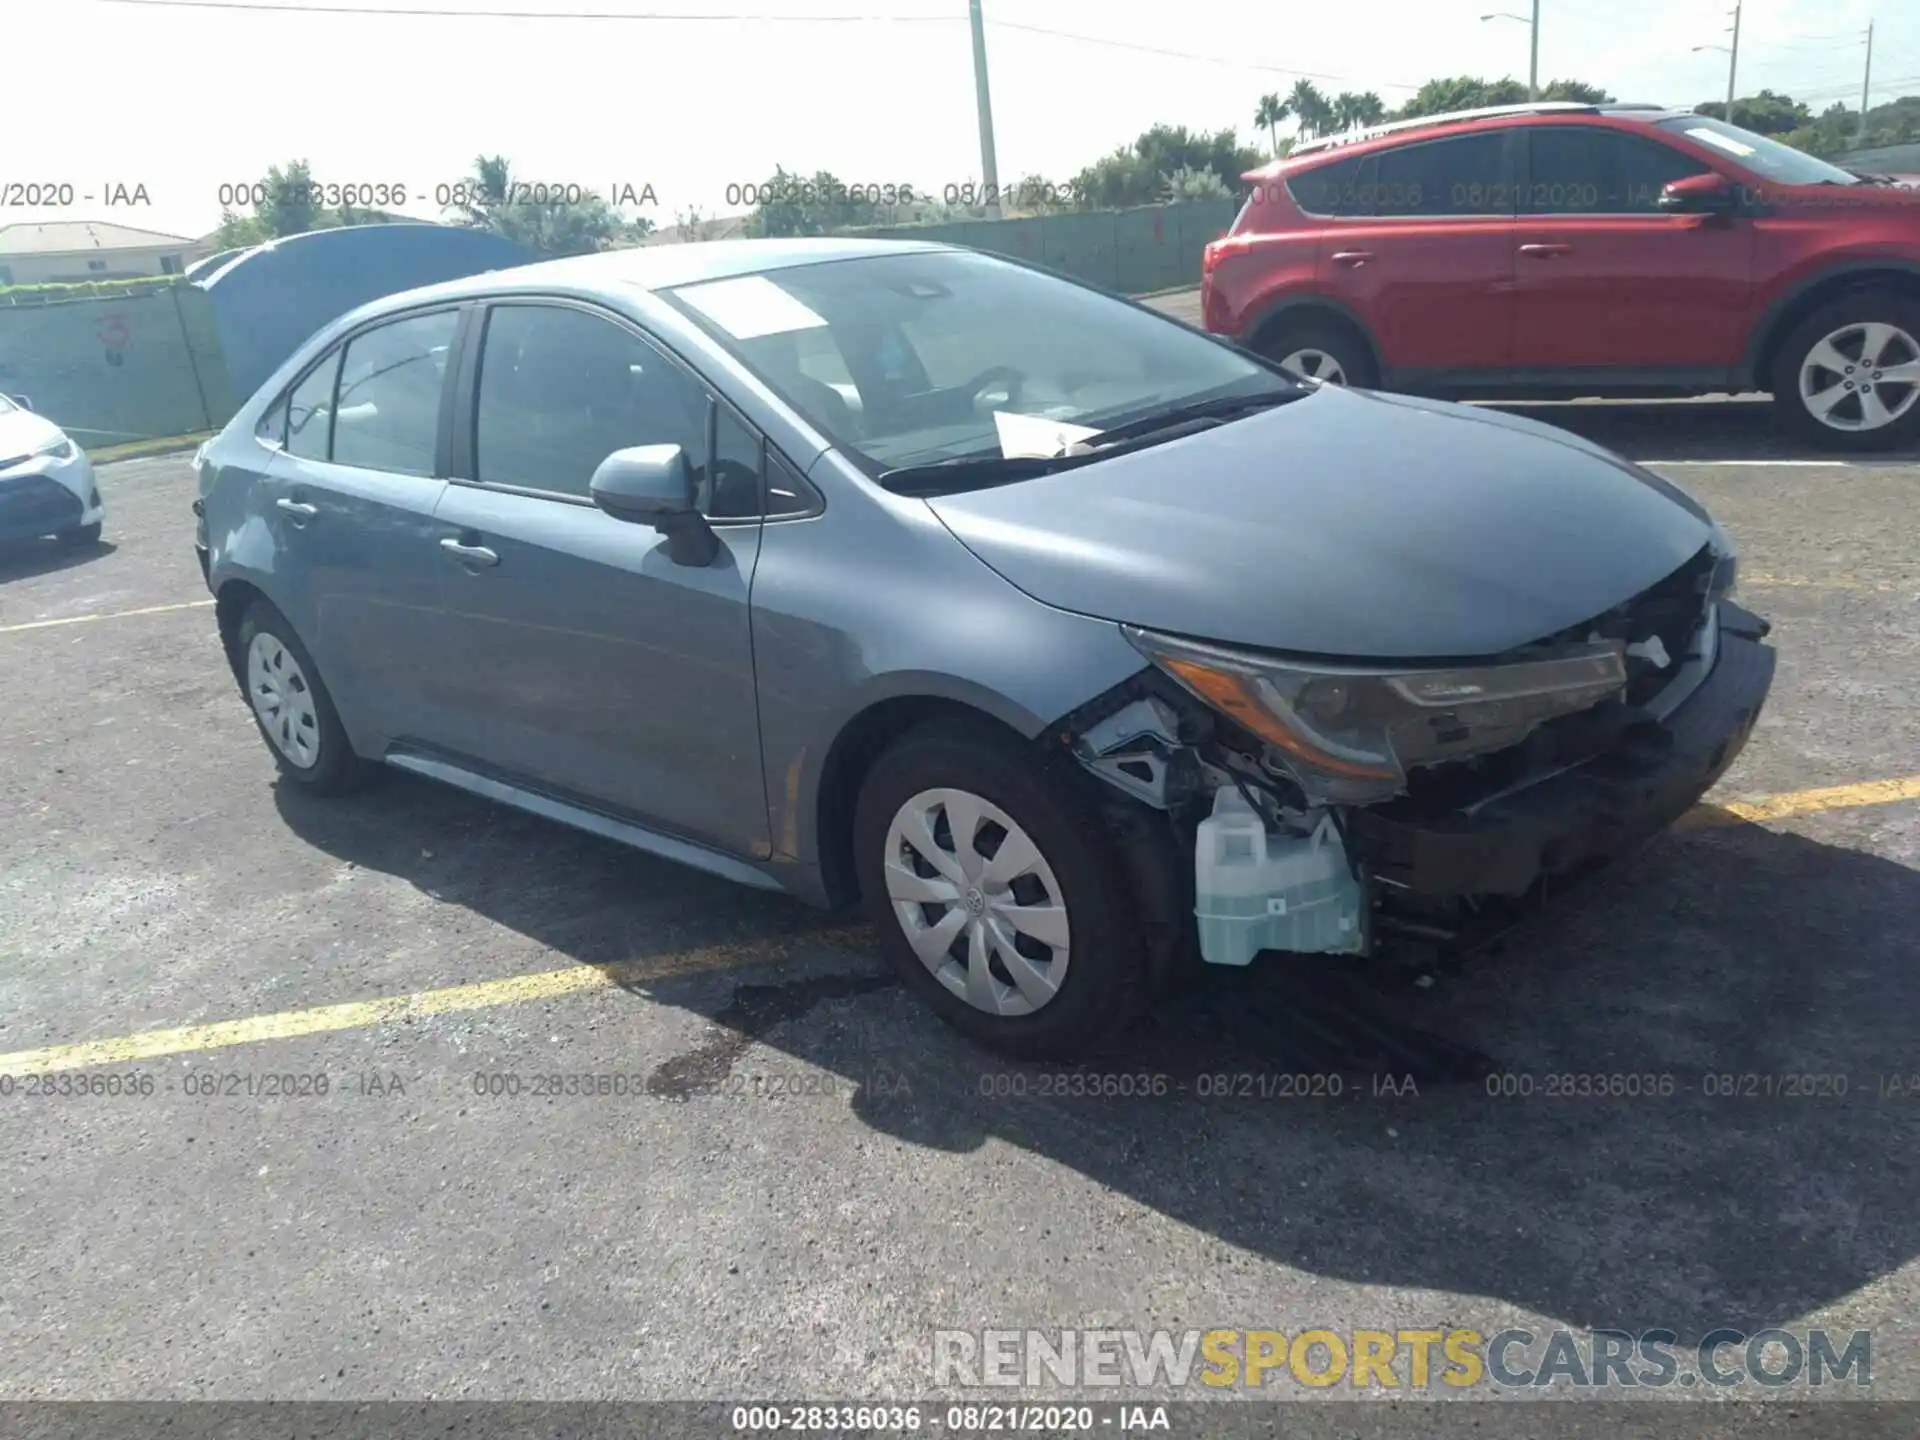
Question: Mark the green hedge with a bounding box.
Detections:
[0,276,188,306]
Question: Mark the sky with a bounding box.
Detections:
[3,0,1913,243]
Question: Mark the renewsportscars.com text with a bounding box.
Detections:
[933,1327,1871,1390]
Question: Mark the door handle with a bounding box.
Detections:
[275,498,318,521]
[439,536,500,567]
[1330,250,1375,267]
[1518,243,1574,259]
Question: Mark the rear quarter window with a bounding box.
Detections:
[1284,154,1376,217]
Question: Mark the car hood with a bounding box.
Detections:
[0,406,65,466]
[925,386,1716,660]
[1758,179,1920,209]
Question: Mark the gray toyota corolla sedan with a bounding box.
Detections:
[193,238,1775,1057]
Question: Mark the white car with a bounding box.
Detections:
[0,393,104,547]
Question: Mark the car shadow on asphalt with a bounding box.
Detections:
[0,536,116,585]
[1484,396,1920,464]
[276,775,1917,1343]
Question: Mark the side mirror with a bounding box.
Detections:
[589,444,718,567]
[1657,172,1736,214]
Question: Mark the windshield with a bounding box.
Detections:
[664,250,1290,473]
[1655,115,1861,186]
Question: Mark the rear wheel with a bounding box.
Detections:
[234,599,374,795]
[1255,315,1378,389]
[1773,292,1920,451]
[58,521,102,547]
[853,720,1148,1059]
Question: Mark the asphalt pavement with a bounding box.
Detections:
[2,379,1918,1407]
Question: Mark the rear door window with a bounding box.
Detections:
[1373,133,1513,217]
[332,310,458,477]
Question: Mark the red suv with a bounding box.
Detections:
[1202,103,1920,450]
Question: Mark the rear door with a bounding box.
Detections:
[260,306,463,747]
[1309,130,1519,381]
[1510,124,1755,374]
[428,299,770,859]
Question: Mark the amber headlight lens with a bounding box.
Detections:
[1125,625,1627,804]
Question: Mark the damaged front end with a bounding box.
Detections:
[1054,543,1775,968]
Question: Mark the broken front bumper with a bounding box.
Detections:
[1348,604,1776,898]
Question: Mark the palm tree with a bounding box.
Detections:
[1331,91,1386,132]
[1287,79,1331,140]
[449,155,513,229]
[1254,93,1292,156]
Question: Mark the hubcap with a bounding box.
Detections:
[882,787,1070,1017]
[1278,348,1347,386]
[246,631,321,769]
[1799,322,1920,432]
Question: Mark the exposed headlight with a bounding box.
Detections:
[1125,625,1628,804]
[33,435,76,461]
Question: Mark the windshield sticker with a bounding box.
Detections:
[993,410,1101,459]
[678,275,830,339]
[1685,127,1757,158]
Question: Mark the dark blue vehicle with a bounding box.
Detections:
[193,238,1773,1056]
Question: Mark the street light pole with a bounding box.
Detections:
[1478,8,1539,100]
[968,0,1002,218]
[1725,0,1742,116]
[1529,0,1540,102]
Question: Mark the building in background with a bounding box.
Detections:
[0,222,212,286]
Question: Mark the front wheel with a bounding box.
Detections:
[853,720,1148,1059]
[1773,293,1920,451]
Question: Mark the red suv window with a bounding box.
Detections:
[1522,126,1712,214]
[1286,154,1375,217]
[1372,133,1512,216]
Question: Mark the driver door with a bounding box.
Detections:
[427,300,770,860]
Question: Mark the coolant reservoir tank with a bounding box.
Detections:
[1194,787,1366,965]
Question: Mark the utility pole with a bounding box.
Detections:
[968,0,1002,219]
[1860,19,1875,141]
[1725,0,1742,117]
[1528,0,1540,101]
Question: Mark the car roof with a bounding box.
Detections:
[360,235,956,313]
[1252,102,1687,176]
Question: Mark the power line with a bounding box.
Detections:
[985,17,1421,91]
[96,0,956,18]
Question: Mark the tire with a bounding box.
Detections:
[1254,314,1378,389]
[233,598,374,795]
[58,521,102,547]
[852,718,1149,1059]
[1772,290,1920,452]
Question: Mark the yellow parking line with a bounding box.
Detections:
[5,775,1919,1078]
[1676,775,1920,831]
[0,599,214,635]
[0,926,874,1077]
